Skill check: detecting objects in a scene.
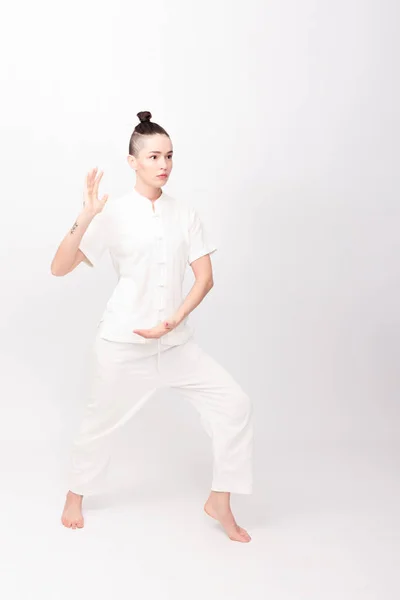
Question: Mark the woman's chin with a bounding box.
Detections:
[156,177,169,186]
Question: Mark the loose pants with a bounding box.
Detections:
[67,328,254,495]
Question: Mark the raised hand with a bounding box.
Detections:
[83,167,109,215]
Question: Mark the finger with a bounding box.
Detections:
[87,169,95,190]
[93,170,103,194]
[95,170,104,185]
[133,329,149,337]
[89,168,97,188]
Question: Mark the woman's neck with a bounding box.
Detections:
[134,180,162,201]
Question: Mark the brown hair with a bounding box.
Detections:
[128,111,170,157]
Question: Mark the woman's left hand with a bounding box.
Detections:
[133,318,178,339]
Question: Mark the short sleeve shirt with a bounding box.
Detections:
[79,188,217,344]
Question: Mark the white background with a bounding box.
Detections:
[0,1,399,598]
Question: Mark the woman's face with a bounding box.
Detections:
[129,134,173,187]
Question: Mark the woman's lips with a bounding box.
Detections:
[157,174,168,178]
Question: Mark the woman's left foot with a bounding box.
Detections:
[204,492,251,543]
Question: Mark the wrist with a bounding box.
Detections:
[172,308,187,326]
[79,208,97,222]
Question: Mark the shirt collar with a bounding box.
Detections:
[131,188,166,206]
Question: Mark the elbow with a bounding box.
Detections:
[196,276,213,290]
[50,262,66,277]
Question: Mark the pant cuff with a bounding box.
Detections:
[211,483,253,495]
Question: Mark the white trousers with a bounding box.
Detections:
[67,329,254,495]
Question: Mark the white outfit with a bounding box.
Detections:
[67,188,254,495]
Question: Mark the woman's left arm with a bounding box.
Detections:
[172,254,214,326]
[133,254,214,338]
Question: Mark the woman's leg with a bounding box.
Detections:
[159,339,254,542]
[62,336,161,528]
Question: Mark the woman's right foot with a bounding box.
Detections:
[61,491,84,529]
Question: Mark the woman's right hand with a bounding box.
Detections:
[83,167,109,215]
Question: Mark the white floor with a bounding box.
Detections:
[0,440,398,600]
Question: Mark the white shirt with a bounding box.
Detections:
[79,188,217,345]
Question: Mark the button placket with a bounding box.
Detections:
[153,210,166,324]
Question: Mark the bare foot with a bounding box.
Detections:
[61,490,84,529]
[204,491,251,542]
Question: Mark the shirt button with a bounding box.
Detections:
[158,282,165,287]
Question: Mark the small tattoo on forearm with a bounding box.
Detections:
[70,221,79,234]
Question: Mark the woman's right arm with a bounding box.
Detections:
[50,210,98,276]
[50,168,109,276]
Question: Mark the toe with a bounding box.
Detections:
[238,527,251,541]
[228,526,251,542]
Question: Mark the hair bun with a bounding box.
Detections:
[137,111,152,123]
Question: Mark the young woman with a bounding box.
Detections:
[51,111,254,543]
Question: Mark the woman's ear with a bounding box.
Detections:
[127,154,137,171]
